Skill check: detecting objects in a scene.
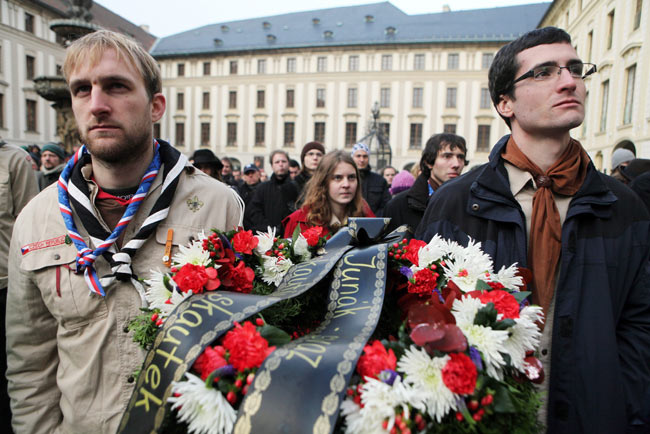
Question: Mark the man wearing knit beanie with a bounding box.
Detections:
[294,141,325,198]
[40,142,67,188]
[610,148,635,183]
[351,142,391,216]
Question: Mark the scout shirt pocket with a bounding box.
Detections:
[0,170,10,216]
[20,241,108,330]
[154,224,202,265]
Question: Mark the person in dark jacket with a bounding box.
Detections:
[39,142,66,188]
[416,27,650,434]
[245,150,298,233]
[384,133,466,233]
[293,141,325,199]
[351,142,391,216]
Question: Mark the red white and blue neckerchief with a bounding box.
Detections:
[57,140,186,296]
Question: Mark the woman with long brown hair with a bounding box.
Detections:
[283,150,374,237]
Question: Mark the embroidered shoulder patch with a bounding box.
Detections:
[21,235,67,255]
[186,195,204,212]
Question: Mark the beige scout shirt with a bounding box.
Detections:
[6,163,242,434]
[504,162,571,426]
[0,143,39,289]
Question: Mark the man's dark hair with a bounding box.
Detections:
[489,27,572,127]
[420,133,467,178]
[289,159,300,169]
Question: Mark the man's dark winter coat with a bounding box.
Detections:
[359,166,391,217]
[416,135,650,434]
[244,173,298,233]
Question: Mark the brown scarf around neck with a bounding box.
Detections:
[501,136,590,317]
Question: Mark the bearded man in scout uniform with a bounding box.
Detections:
[6,30,242,433]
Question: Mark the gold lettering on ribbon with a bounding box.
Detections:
[163,325,189,346]
[343,254,377,269]
[285,335,338,369]
[176,309,203,328]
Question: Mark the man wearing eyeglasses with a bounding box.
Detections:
[417,27,650,433]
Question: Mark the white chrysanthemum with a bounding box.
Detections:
[502,306,544,373]
[145,270,193,316]
[260,256,294,286]
[397,346,456,422]
[254,227,276,256]
[451,295,484,326]
[489,264,524,291]
[413,234,453,271]
[172,239,211,267]
[168,372,237,434]
[293,235,312,261]
[340,399,369,434]
[442,238,494,292]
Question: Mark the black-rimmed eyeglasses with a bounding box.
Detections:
[513,62,597,85]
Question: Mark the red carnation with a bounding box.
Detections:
[223,321,275,372]
[442,352,477,395]
[221,261,255,293]
[173,263,218,293]
[474,289,520,319]
[407,268,439,295]
[301,226,324,247]
[193,345,227,381]
[356,340,397,380]
[402,239,427,266]
[232,229,259,255]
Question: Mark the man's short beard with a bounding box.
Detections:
[82,129,151,165]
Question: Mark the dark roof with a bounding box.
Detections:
[36,0,156,49]
[151,2,550,58]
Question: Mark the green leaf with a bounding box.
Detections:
[290,225,301,257]
[259,324,291,346]
[475,279,492,291]
[492,318,516,330]
[473,303,498,326]
[512,291,531,304]
[493,384,517,413]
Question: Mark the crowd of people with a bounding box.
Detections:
[1,25,649,434]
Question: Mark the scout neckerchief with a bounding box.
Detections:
[57,140,186,296]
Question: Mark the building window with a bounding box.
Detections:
[314,122,325,143]
[348,55,359,71]
[257,90,265,109]
[257,59,266,74]
[480,88,491,109]
[623,64,636,125]
[26,99,37,131]
[24,12,34,33]
[381,54,393,71]
[177,63,185,77]
[287,57,296,73]
[379,122,390,141]
[255,122,265,146]
[200,123,210,146]
[606,10,615,49]
[409,123,422,149]
[202,92,210,110]
[230,60,238,74]
[586,31,593,63]
[347,88,357,108]
[153,123,160,139]
[317,56,327,72]
[414,54,425,70]
[600,80,609,132]
[175,123,185,147]
[56,64,62,75]
[26,55,35,80]
[229,91,237,109]
[482,53,494,69]
[634,0,643,30]
[286,89,294,108]
[345,122,357,146]
[0,94,4,129]
[380,88,391,108]
[443,124,456,134]
[477,125,491,152]
[448,53,459,70]
[227,123,237,147]
[176,92,184,110]
[203,62,211,76]
[412,87,423,108]
[316,88,326,108]
[446,87,457,108]
[284,122,295,147]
